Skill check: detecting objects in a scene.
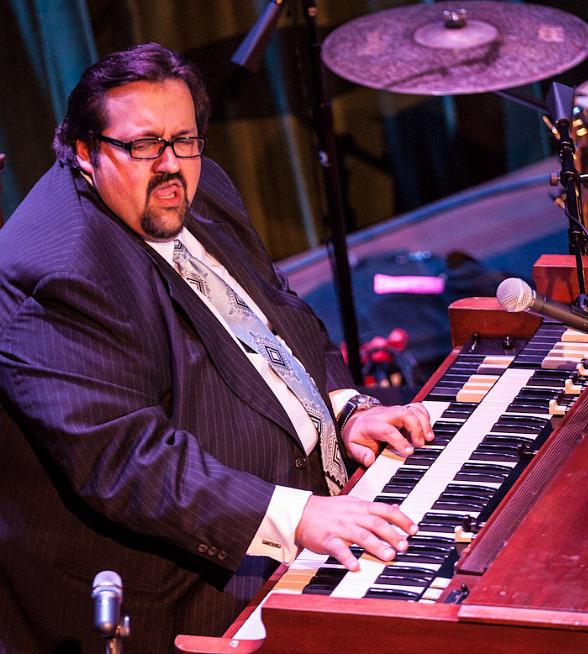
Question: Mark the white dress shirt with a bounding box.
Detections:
[147,227,357,563]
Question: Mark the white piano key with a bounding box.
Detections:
[331,558,385,598]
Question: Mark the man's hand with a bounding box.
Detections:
[342,402,434,467]
[295,495,417,571]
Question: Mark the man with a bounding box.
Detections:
[0,43,433,652]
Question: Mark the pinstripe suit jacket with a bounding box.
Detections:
[0,158,354,653]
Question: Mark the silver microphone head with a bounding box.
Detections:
[92,570,122,596]
[496,278,535,312]
[92,570,123,636]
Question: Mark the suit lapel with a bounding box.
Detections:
[184,213,327,394]
[139,239,302,443]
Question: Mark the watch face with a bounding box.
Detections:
[356,394,381,410]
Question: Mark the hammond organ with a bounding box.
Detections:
[176,256,588,654]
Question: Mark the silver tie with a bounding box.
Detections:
[173,240,347,495]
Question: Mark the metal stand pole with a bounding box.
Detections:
[300,0,362,383]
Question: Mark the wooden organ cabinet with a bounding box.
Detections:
[176,255,588,654]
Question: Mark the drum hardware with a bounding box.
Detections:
[320,1,588,271]
[320,1,588,96]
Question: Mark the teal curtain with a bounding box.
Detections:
[0,0,96,217]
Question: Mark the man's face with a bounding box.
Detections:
[76,79,201,240]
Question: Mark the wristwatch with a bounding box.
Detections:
[336,394,382,432]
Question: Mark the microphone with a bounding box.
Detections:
[92,570,122,637]
[496,277,588,333]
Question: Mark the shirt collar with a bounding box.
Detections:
[144,227,207,266]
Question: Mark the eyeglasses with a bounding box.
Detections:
[98,134,206,159]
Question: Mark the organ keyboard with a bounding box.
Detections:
[176,256,588,654]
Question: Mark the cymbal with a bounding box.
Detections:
[321,1,588,95]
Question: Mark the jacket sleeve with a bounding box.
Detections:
[0,267,275,573]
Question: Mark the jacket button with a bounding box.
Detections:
[218,550,227,561]
[208,546,218,557]
[197,543,208,554]
[295,457,307,469]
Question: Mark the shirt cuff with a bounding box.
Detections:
[329,388,361,420]
[246,485,312,564]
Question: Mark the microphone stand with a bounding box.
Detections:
[103,616,131,654]
[231,0,286,72]
[299,0,362,383]
[546,82,588,310]
[232,0,363,383]
[499,83,588,313]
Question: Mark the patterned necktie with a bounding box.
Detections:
[173,239,347,495]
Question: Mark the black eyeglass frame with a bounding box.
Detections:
[98,134,206,159]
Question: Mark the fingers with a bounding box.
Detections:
[362,402,434,453]
[403,402,435,443]
[296,496,418,572]
[326,536,362,571]
[356,421,413,457]
[345,439,380,467]
[336,502,418,569]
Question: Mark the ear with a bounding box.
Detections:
[75,140,95,175]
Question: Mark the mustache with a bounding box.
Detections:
[146,172,187,196]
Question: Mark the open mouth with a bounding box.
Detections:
[150,180,185,205]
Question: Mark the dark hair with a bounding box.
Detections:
[53,42,210,168]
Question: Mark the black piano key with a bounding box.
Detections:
[374,495,406,505]
[433,421,462,433]
[364,587,422,601]
[490,415,549,434]
[376,566,435,586]
[394,551,447,564]
[427,389,458,401]
[420,512,470,531]
[430,435,452,446]
[382,481,417,493]
[324,546,363,565]
[433,429,462,439]
[441,404,478,419]
[527,371,571,386]
[302,567,348,595]
[516,388,560,398]
[403,450,441,466]
[482,434,535,447]
[470,444,520,462]
[408,534,455,547]
[506,401,550,414]
[511,355,548,368]
[440,373,473,382]
[433,498,487,512]
[405,541,454,554]
[436,491,492,505]
[390,468,426,481]
[323,545,365,568]
[454,459,515,483]
[394,542,452,564]
[444,483,496,497]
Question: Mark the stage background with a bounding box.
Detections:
[1,0,586,260]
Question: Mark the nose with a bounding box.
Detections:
[152,142,181,173]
